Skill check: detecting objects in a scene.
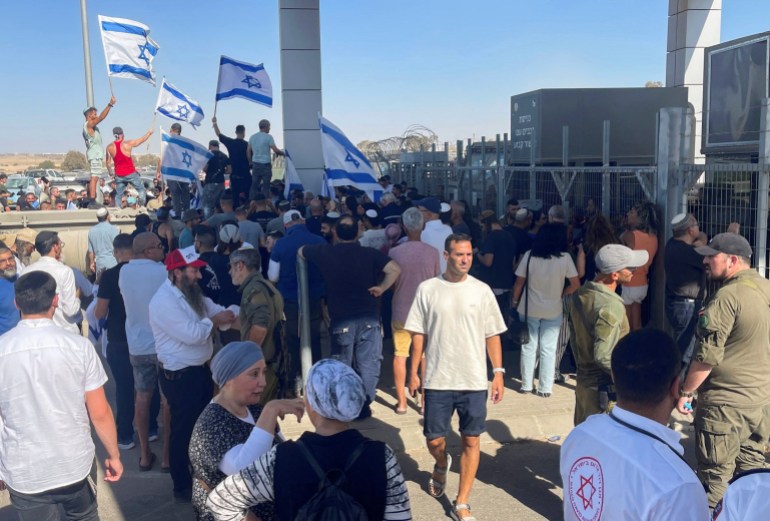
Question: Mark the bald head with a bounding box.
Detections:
[133,232,158,256]
[309,198,324,216]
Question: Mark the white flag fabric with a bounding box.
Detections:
[215,56,273,107]
[319,115,382,202]
[98,15,159,85]
[283,150,304,200]
[160,129,213,184]
[156,79,204,128]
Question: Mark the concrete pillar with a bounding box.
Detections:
[666,0,722,161]
[279,0,324,194]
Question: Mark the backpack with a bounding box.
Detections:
[294,440,370,521]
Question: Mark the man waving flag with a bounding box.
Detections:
[98,15,159,85]
[319,115,382,202]
[215,56,273,108]
[156,79,205,128]
[159,129,213,184]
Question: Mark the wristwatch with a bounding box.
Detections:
[679,389,695,398]
[492,367,506,374]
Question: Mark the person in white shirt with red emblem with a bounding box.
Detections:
[560,328,708,520]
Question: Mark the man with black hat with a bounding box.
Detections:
[568,243,649,425]
[417,196,452,272]
[106,126,153,206]
[201,140,231,219]
[676,232,770,507]
[83,96,116,202]
[149,246,237,501]
[212,117,250,208]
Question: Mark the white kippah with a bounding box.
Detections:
[671,213,688,226]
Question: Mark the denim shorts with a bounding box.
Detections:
[129,354,159,392]
[423,389,487,439]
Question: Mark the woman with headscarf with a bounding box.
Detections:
[189,341,304,521]
[206,359,412,520]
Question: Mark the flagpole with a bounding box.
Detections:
[107,75,114,98]
[213,100,218,119]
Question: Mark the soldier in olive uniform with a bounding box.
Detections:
[677,233,770,507]
[228,247,285,404]
[568,244,649,425]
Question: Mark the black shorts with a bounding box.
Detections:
[423,389,487,439]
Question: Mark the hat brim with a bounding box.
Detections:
[694,245,720,256]
[167,259,207,271]
[623,250,650,270]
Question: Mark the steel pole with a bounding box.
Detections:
[296,255,313,387]
[80,0,94,107]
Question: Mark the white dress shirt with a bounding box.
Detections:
[149,279,227,370]
[0,318,107,493]
[560,406,709,521]
[23,257,81,334]
[420,219,453,273]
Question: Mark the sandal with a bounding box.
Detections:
[427,453,452,497]
[453,501,477,521]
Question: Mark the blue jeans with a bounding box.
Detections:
[115,172,145,206]
[665,296,700,357]
[250,162,272,199]
[330,317,382,402]
[519,314,562,394]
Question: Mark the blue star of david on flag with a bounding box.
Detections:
[242,75,262,89]
[181,151,192,168]
[344,151,360,169]
[160,129,213,185]
[137,43,151,66]
[176,105,190,120]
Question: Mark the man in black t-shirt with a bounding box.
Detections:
[201,141,231,219]
[300,215,401,418]
[664,213,706,356]
[504,208,533,264]
[476,210,517,316]
[212,117,250,208]
[94,233,160,450]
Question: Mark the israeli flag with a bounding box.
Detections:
[215,56,273,107]
[155,79,205,128]
[319,115,382,202]
[283,150,304,200]
[160,129,213,184]
[98,15,159,85]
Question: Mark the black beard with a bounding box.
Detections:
[179,278,206,317]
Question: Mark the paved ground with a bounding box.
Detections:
[0,341,701,521]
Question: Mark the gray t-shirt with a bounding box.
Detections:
[87,221,120,272]
[238,220,264,247]
[248,132,275,164]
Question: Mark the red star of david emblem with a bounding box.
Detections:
[576,474,596,509]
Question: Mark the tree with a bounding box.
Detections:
[61,150,88,171]
[135,154,159,168]
[38,160,56,169]
[645,81,663,88]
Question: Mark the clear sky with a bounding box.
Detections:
[0,1,767,154]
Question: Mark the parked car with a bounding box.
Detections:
[4,176,41,210]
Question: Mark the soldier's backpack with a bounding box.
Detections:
[293,440,370,521]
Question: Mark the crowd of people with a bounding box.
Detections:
[0,104,769,520]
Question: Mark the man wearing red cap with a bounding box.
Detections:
[149,246,238,501]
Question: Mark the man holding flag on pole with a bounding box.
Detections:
[106,126,153,206]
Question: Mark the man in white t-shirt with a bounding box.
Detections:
[0,271,122,519]
[561,329,709,521]
[417,196,453,272]
[120,232,169,472]
[405,233,506,521]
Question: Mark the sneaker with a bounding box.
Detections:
[118,439,135,450]
[148,431,159,442]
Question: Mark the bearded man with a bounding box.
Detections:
[0,243,20,335]
[149,246,238,502]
